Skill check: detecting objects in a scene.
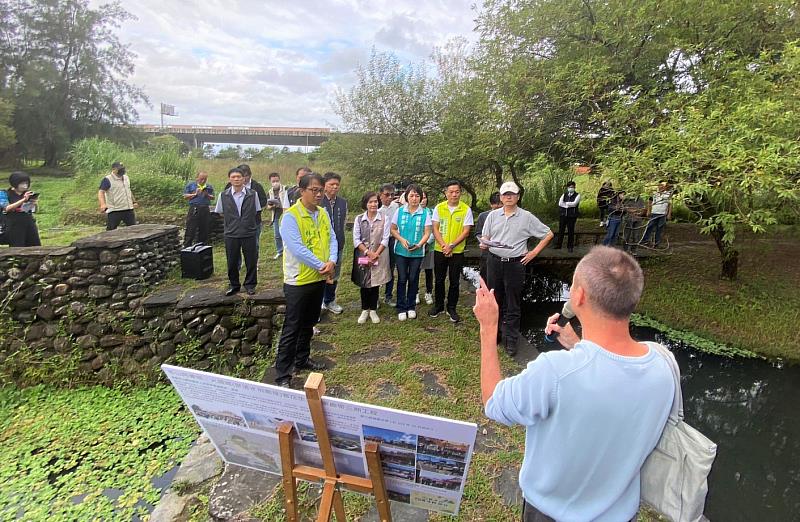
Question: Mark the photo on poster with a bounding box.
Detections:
[191,403,246,427]
[379,446,416,467]
[291,443,367,478]
[333,450,367,478]
[242,411,289,433]
[384,480,412,504]
[329,429,363,453]
[417,435,469,461]
[362,425,417,451]
[382,463,416,482]
[297,423,362,453]
[416,454,466,477]
[416,470,462,491]
[410,491,457,514]
[296,422,318,443]
[200,421,281,474]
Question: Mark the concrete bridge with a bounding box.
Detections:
[137,125,331,148]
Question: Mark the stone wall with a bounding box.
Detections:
[0,284,285,385]
[0,224,180,322]
[0,224,286,385]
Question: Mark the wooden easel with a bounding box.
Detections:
[277,372,393,522]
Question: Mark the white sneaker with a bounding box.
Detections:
[369,310,380,324]
[357,310,369,324]
[398,312,407,321]
[326,301,343,314]
[313,326,321,336]
[416,294,420,304]
[408,310,417,319]
[424,293,433,305]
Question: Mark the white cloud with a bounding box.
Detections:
[99,0,478,128]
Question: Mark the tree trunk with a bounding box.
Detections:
[461,180,479,213]
[508,160,525,199]
[711,228,739,280]
[491,161,503,189]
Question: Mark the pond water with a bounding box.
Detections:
[518,271,800,521]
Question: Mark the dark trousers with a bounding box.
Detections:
[385,238,396,299]
[424,269,433,293]
[433,251,464,311]
[106,209,136,230]
[623,217,643,253]
[4,213,40,247]
[487,254,526,352]
[479,251,489,284]
[395,255,423,313]
[323,249,344,304]
[360,287,379,310]
[184,205,211,246]
[224,235,257,290]
[599,205,609,223]
[275,281,326,382]
[555,215,577,249]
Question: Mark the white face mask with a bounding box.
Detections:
[567,188,575,195]
[17,183,29,191]
[271,181,281,189]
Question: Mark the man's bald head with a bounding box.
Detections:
[573,246,643,320]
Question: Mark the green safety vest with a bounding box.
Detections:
[283,201,331,285]
[434,201,470,254]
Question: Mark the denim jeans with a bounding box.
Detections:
[642,214,667,246]
[273,208,284,255]
[395,255,423,313]
[602,217,622,246]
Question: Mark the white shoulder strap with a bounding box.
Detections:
[648,342,684,422]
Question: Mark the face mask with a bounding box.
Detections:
[17,183,29,191]
[117,168,126,176]
[567,188,575,195]
[271,181,281,189]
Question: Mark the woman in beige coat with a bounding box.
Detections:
[352,191,391,323]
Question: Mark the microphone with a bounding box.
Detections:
[544,300,575,343]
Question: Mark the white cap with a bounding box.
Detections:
[499,181,520,194]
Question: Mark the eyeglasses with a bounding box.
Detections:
[305,187,324,194]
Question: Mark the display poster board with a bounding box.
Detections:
[162,365,478,515]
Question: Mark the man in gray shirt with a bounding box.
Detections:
[480,181,553,355]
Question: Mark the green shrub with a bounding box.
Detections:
[130,171,186,205]
[69,138,130,177]
[154,152,196,181]
[521,155,574,220]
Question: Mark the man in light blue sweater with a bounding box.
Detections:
[474,246,674,522]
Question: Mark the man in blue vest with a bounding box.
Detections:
[213,167,262,296]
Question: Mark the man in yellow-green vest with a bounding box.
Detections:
[274,172,338,387]
[429,179,474,323]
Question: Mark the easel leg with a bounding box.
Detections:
[278,423,299,522]
[333,486,347,521]
[317,479,337,522]
[365,442,392,522]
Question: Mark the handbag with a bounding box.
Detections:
[640,343,717,522]
[350,247,370,287]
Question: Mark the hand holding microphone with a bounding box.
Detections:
[544,300,580,349]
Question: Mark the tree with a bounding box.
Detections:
[0,95,15,153]
[1,0,148,166]
[473,0,800,167]
[603,43,800,279]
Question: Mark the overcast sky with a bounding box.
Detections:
[110,1,479,128]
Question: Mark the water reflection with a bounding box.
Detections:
[520,270,800,521]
